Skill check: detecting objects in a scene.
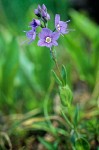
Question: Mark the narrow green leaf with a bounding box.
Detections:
[52,70,62,85]
[74,104,80,127]
[61,109,74,129]
[61,65,67,86]
[38,137,56,150]
[70,10,97,40]
[1,38,19,105]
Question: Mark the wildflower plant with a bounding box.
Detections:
[24,4,91,150]
[25,4,70,83]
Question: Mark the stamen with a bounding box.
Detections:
[46,37,51,43]
[57,24,60,31]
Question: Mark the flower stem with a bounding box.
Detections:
[50,48,61,76]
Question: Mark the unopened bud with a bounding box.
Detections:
[34,9,41,17]
[30,19,40,28]
[46,14,50,20]
[42,4,47,11]
[38,5,41,11]
[41,10,47,18]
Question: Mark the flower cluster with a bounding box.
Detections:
[25,4,70,49]
[34,4,50,22]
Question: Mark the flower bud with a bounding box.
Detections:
[34,9,41,17]
[46,13,50,20]
[38,5,41,11]
[42,4,47,11]
[41,10,47,18]
[30,19,40,28]
[26,29,36,43]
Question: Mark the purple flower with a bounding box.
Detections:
[30,19,40,28]
[55,14,68,34]
[26,29,36,43]
[38,28,60,48]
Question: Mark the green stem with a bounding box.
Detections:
[50,48,61,76]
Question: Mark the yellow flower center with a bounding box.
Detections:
[57,24,60,31]
[46,37,52,43]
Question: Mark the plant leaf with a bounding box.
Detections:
[52,70,62,86]
[74,104,80,127]
[61,65,67,86]
[38,137,56,150]
[75,138,90,150]
[1,38,19,105]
